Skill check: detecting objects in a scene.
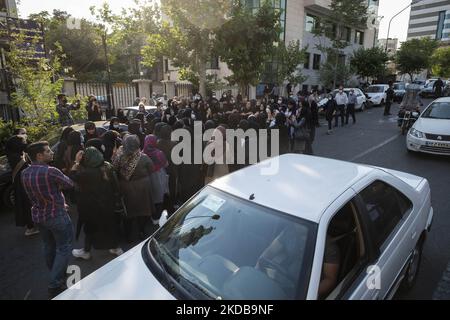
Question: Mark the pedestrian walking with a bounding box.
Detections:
[346,89,357,124]
[56,94,80,127]
[384,82,395,116]
[334,86,348,127]
[433,78,445,98]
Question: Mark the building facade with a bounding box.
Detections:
[164,0,379,98]
[378,38,399,56]
[407,0,450,42]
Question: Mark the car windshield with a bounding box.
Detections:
[421,102,450,120]
[425,81,435,88]
[394,84,405,90]
[146,186,317,300]
[367,86,385,93]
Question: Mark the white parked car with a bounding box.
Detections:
[407,97,450,155]
[366,85,389,106]
[318,88,368,112]
[56,155,433,300]
[123,105,158,121]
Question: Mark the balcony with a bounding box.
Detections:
[304,0,332,12]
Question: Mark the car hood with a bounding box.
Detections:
[54,241,175,300]
[414,118,450,135]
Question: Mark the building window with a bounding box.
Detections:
[0,0,6,12]
[355,31,364,45]
[436,11,446,40]
[304,52,310,69]
[345,27,351,42]
[305,14,318,33]
[313,54,321,70]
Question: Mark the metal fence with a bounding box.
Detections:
[74,82,137,111]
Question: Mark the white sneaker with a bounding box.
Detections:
[24,227,40,236]
[72,248,91,260]
[109,248,124,256]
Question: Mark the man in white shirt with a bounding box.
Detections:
[334,86,348,127]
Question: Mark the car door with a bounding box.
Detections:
[351,173,419,299]
[356,89,365,108]
[307,189,377,300]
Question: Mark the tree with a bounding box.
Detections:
[396,38,438,82]
[142,0,234,97]
[6,31,64,138]
[431,47,450,78]
[320,48,353,89]
[312,0,369,89]
[276,40,308,92]
[351,47,388,81]
[28,10,106,81]
[213,2,282,95]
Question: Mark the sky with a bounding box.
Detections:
[18,0,412,42]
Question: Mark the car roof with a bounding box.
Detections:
[209,154,375,224]
[432,97,450,103]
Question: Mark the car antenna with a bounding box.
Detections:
[249,194,255,201]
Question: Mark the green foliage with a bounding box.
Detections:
[0,120,14,155]
[396,38,439,81]
[142,0,235,97]
[276,41,308,88]
[7,33,64,124]
[214,2,282,93]
[320,48,353,89]
[431,47,450,78]
[29,10,106,81]
[351,47,389,79]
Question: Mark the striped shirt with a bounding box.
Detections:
[21,163,75,223]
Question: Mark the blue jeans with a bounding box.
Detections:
[37,213,74,289]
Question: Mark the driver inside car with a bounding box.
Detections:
[319,234,341,299]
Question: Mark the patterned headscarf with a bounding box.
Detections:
[113,135,141,181]
[143,135,168,173]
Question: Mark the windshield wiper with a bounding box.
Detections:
[181,275,219,300]
[151,238,176,293]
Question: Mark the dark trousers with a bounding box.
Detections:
[328,119,333,130]
[384,102,392,115]
[346,104,356,124]
[335,105,346,126]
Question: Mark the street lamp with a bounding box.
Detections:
[385,0,425,52]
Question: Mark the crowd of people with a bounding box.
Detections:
[5,89,326,298]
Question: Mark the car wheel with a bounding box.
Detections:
[2,184,15,210]
[361,103,366,112]
[400,240,424,291]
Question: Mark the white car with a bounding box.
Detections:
[407,97,450,155]
[123,105,158,121]
[56,155,433,300]
[318,88,368,111]
[366,85,389,106]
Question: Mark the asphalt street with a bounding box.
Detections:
[0,99,449,300]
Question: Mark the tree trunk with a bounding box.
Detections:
[198,58,207,99]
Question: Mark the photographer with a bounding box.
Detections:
[86,95,102,122]
[56,94,80,126]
